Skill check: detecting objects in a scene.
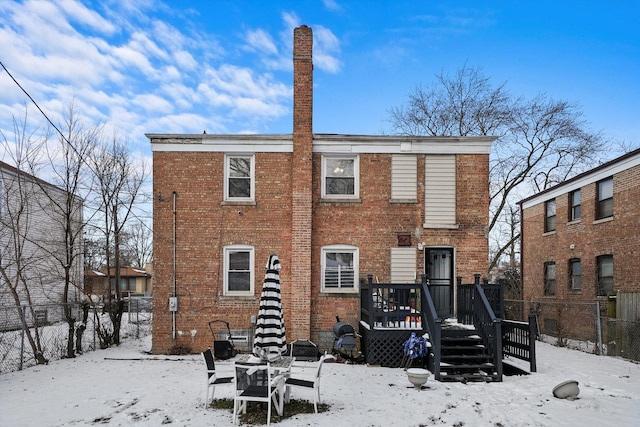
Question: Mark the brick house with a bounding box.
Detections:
[519,147,640,340]
[147,25,494,354]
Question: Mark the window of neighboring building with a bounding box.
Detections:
[321,245,358,293]
[110,277,136,293]
[596,177,613,219]
[223,245,254,295]
[569,258,581,291]
[544,199,556,232]
[225,154,254,201]
[544,262,556,296]
[322,156,359,198]
[596,255,613,296]
[569,189,581,221]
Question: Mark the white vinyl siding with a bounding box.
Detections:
[390,247,417,283]
[391,155,417,201]
[424,155,456,227]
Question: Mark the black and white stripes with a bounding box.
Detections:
[253,254,287,357]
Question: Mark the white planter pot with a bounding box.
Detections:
[406,368,430,388]
[553,380,580,400]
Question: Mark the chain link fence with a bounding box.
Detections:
[0,297,152,374]
[504,299,640,362]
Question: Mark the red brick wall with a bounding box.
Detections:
[308,153,489,337]
[290,25,313,341]
[151,151,293,352]
[151,149,490,353]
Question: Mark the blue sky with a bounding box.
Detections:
[1,0,639,163]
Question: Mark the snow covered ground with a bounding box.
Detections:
[1,334,638,426]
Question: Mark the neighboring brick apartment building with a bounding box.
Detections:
[520,147,640,340]
[147,26,494,354]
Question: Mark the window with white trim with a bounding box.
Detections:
[321,245,358,293]
[223,245,254,295]
[322,156,359,199]
[225,154,254,201]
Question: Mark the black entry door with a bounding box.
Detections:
[425,248,454,318]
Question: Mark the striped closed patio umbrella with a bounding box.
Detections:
[253,254,287,359]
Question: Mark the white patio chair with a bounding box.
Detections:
[202,348,233,405]
[233,361,285,426]
[284,354,327,413]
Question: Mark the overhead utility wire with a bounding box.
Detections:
[0,59,72,147]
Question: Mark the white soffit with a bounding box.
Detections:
[147,134,494,154]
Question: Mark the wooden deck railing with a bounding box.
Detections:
[361,275,424,329]
[457,274,503,380]
[361,274,535,378]
[503,315,537,372]
[419,274,442,380]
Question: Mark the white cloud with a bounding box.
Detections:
[0,0,296,156]
[322,0,342,12]
[313,26,342,73]
[245,29,278,55]
[281,11,301,31]
[173,51,197,71]
[133,94,174,114]
[57,0,118,35]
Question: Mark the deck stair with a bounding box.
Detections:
[439,326,500,382]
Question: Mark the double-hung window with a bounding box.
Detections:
[544,261,556,296]
[569,190,581,221]
[596,255,613,296]
[223,245,254,296]
[544,199,556,232]
[225,154,254,201]
[569,258,581,291]
[321,245,358,293]
[322,156,359,199]
[596,177,613,219]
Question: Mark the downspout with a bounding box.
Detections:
[172,191,177,340]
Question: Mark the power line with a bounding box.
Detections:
[0,59,72,147]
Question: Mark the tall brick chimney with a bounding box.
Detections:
[290,25,313,340]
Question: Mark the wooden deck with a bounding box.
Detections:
[360,274,537,380]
